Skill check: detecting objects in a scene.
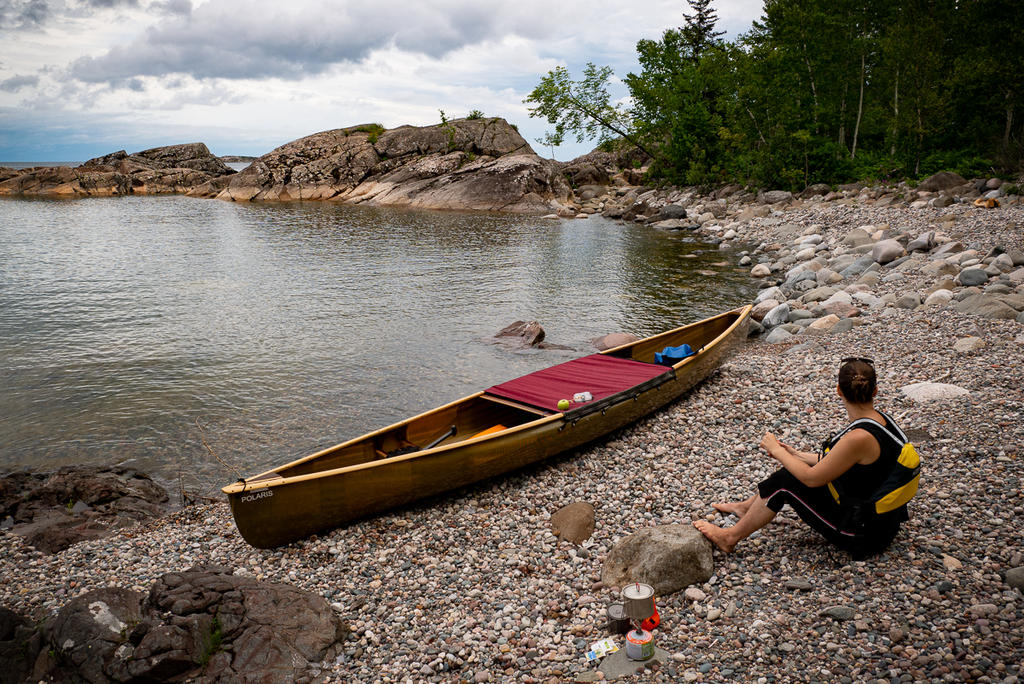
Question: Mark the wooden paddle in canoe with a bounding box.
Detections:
[222,305,752,548]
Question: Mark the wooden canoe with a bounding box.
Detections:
[223,305,752,548]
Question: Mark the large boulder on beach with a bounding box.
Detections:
[759,190,793,204]
[801,183,831,198]
[1006,567,1024,592]
[0,467,169,554]
[907,231,937,252]
[47,587,145,684]
[871,239,905,264]
[218,119,570,213]
[959,268,991,287]
[762,302,791,328]
[917,172,967,193]
[550,502,596,544]
[901,382,971,401]
[601,525,713,597]
[952,294,1019,319]
[37,567,349,684]
[751,299,780,322]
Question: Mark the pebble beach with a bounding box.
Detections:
[3,195,1024,684]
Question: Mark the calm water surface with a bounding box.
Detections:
[0,196,755,495]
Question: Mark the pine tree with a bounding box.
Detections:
[680,0,726,63]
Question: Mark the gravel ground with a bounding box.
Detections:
[3,201,1023,684]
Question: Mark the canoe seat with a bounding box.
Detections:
[472,424,507,439]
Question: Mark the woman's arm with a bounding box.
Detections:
[759,433,818,466]
[761,430,879,488]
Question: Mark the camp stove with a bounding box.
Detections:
[620,582,658,660]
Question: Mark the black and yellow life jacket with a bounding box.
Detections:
[822,412,922,517]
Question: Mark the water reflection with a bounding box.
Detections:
[0,196,756,492]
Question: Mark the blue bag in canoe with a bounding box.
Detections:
[655,344,695,365]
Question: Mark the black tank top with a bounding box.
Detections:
[827,410,908,501]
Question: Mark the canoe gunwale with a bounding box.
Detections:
[222,411,564,494]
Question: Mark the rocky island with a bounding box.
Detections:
[0,119,571,213]
[0,142,236,198]
[215,118,569,213]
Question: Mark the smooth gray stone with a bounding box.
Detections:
[765,328,793,344]
[820,606,856,621]
[598,645,673,680]
[830,318,855,334]
[959,268,990,286]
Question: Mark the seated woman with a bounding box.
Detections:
[694,357,912,559]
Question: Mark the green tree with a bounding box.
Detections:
[523,63,655,158]
[952,0,1024,172]
[679,0,726,63]
[881,0,957,175]
[623,0,728,183]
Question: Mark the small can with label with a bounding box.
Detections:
[625,629,654,660]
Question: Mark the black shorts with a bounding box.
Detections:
[757,468,902,558]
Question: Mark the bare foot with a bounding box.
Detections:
[712,501,750,517]
[693,520,737,553]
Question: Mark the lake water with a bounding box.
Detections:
[0,195,755,497]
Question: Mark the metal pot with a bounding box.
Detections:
[621,582,656,621]
[606,602,631,634]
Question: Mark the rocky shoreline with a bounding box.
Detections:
[3,191,1024,683]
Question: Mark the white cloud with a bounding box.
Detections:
[0,0,765,161]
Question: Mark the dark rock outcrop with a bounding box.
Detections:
[49,587,145,684]
[218,118,571,213]
[0,466,169,554]
[0,606,46,684]
[563,162,610,187]
[0,143,234,198]
[13,566,348,684]
[486,321,574,351]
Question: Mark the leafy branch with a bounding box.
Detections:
[524,63,657,160]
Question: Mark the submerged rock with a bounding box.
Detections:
[592,333,640,351]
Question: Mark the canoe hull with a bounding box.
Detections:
[225,306,751,548]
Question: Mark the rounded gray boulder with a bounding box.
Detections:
[601,524,713,597]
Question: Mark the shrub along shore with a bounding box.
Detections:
[2,186,1023,684]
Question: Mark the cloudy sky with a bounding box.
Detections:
[0,0,764,162]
